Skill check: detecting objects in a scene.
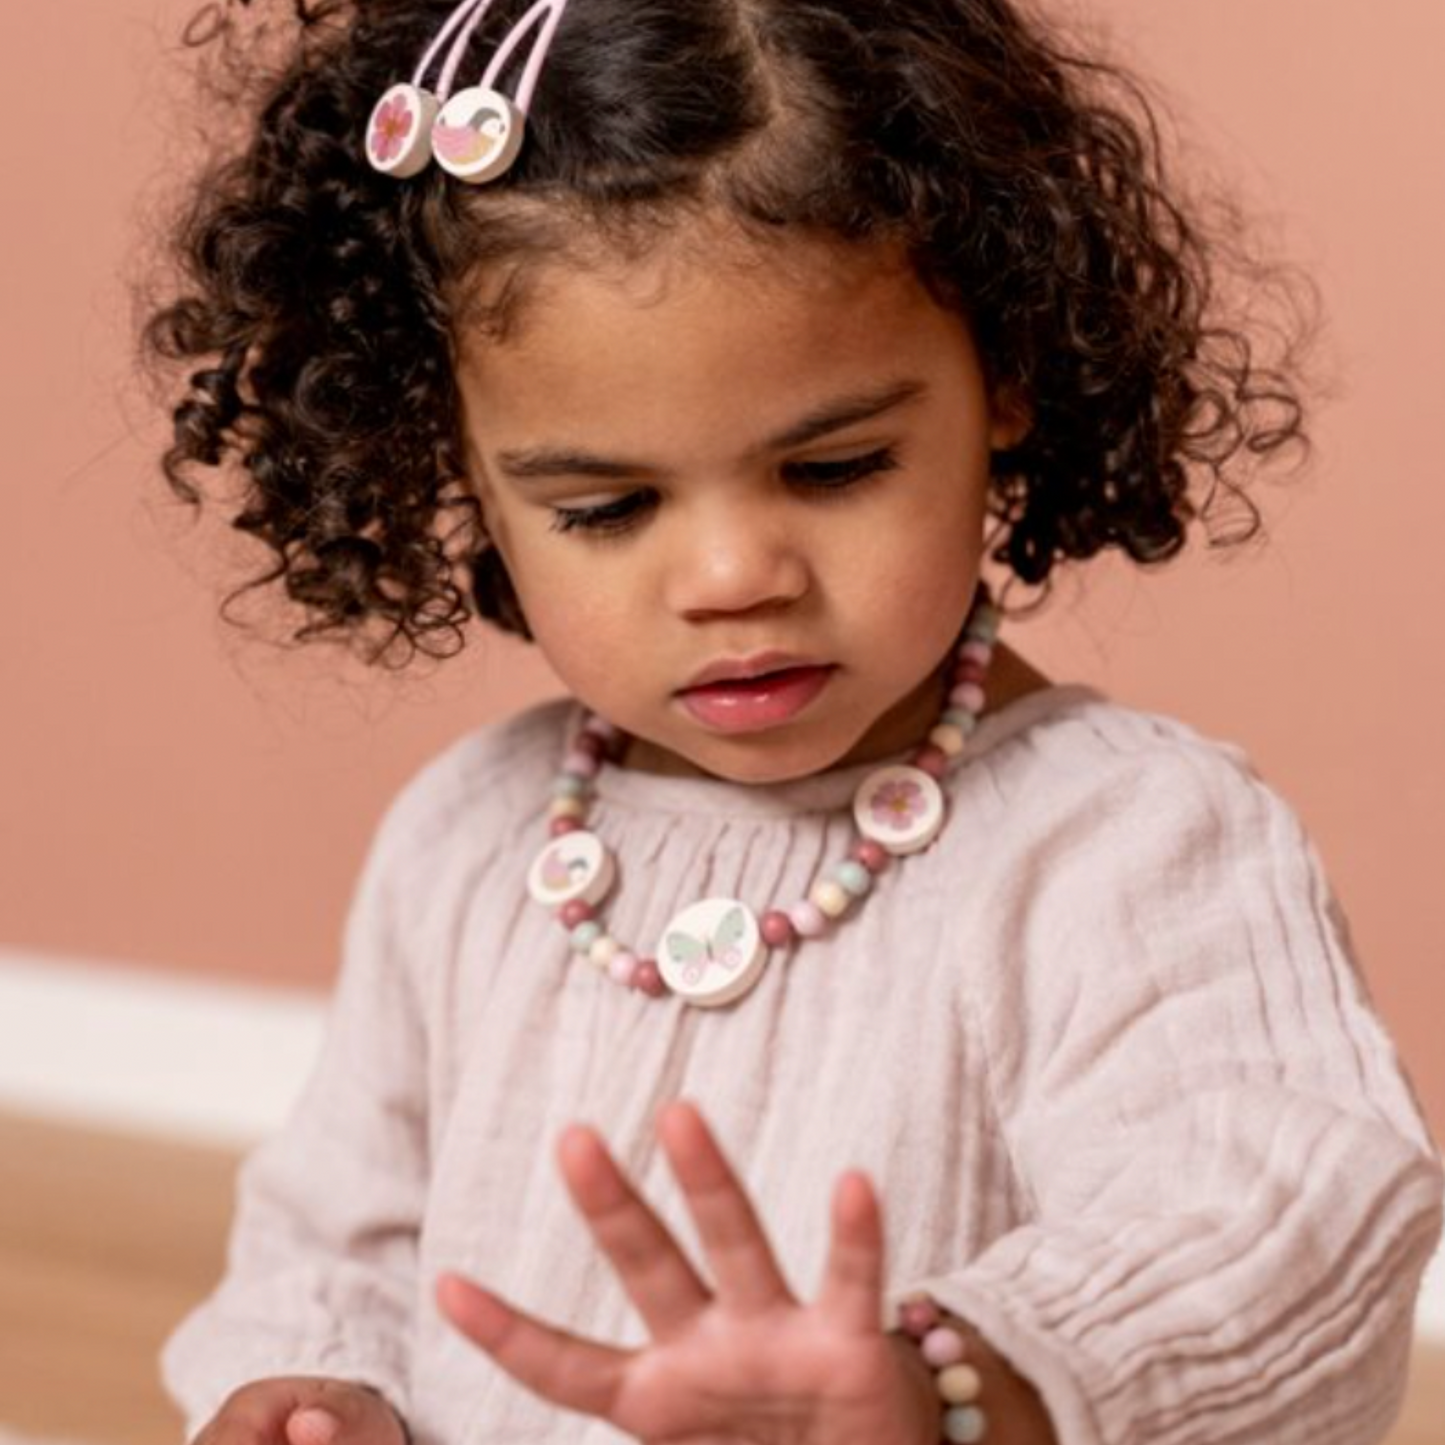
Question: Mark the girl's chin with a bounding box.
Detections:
[621,722,880,785]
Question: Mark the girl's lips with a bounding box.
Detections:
[677,664,836,733]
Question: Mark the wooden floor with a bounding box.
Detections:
[1,1110,1441,1445]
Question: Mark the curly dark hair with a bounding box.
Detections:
[146,0,1308,661]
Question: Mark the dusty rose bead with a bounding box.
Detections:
[608,951,640,987]
[760,910,796,948]
[913,744,949,779]
[788,901,827,938]
[563,749,601,779]
[633,959,667,997]
[572,730,607,761]
[959,639,992,668]
[898,1296,942,1339]
[852,839,890,874]
[560,899,595,929]
[549,817,583,838]
[953,657,988,686]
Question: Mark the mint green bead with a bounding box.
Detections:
[943,1404,988,1443]
[570,921,602,953]
[835,860,873,898]
[553,774,591,799]
[941,708,979,733]
[966,607,1000,643]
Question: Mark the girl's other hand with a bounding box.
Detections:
[437,1100,946,1445]
[189,1378,408,1445]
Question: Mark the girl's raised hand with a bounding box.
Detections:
[436,1100,942,1445]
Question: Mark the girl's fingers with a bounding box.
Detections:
[555,1123,712,1336]
[815,1168,887,1332]
[656,1100,794,1313]
[435,1272,627,1420]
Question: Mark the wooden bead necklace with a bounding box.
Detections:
[525,592,1000,1008]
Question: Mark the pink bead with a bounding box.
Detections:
[913,745,949,779]
[563,749,601,779]
[788,901,827,938]
[851,840,891,874]
[760,910,796,948]
[959,639,992,668]
[953,657,988,686]
[583,715,620,743]
[559,899,595,929]
[608,951,640,986]
[633,959,667,997]
[549,817,582,838]
[898,1297,941,1339]
[922,1325,969,1368]
[950,681,986,714]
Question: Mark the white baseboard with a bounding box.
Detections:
[1,948,1441,1343]
[0,948,325,1147]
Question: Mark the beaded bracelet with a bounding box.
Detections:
[897,1295,989,1443]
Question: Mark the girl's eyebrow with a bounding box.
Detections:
[493,378,929,481]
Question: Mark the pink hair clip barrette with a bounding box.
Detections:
[366,0,571,184]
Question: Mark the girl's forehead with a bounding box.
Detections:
[453,227,987,462]
[459,225,945,369]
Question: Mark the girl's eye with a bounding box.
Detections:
[783,447,900,491]
[549,490,658,537]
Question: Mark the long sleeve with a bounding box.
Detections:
[900,736,1443,1444]
[161,802,433,1436]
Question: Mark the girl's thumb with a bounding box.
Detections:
[286,1409,341,1445]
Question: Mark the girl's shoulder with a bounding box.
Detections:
[965,683,1309,866]
[363,696,576,874]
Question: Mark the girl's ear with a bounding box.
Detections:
[988,382,1033,451]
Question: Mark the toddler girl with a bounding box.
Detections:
[148,1,1443,1443]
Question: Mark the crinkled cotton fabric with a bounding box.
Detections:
[163,687,1444,1445]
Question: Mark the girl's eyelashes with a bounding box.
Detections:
[782,446,900,490]
[549,490,658,537]
[546,447,901,537]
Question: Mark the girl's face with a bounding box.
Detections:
[458,229,1022,783]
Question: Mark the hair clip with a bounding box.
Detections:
[366,0,571,185]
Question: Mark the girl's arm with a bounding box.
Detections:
[163,804,432,1439]
[905,740,1443,1445]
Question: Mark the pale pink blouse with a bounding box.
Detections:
[163,688,1444,1444]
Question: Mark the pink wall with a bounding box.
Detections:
[3,2,1441,1133]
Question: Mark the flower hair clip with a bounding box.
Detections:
[366,0,571,184]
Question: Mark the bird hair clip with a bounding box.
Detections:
[366,0,571,184]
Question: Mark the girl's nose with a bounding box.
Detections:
[664,504,812,620]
